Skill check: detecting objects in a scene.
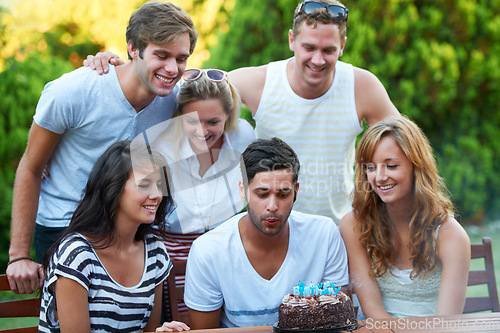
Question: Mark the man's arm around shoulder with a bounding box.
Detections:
[353,67,400,126]
[228,65,267,116]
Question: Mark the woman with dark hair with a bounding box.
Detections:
[339,116,470,319]
[38,140,189,332]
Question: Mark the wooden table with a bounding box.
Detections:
[170,312,500,332]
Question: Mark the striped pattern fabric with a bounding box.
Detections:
[254,59,363,223]
[39,233,171,332]
[162,231,203,315]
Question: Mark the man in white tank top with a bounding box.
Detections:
[228,1,400,223]
[85,1,400,222]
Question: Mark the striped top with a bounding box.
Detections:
[255,58,362,223]
[375,263,442,317]
[39,233,172,332]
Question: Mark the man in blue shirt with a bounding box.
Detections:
[6,1,197,294]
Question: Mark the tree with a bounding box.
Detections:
[343,0,500,223]
[204,0,296,70]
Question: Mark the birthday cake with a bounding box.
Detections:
[277,282,357,330]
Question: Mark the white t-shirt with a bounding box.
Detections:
[184,210,349,328]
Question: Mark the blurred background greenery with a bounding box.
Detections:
[0,0,499,273]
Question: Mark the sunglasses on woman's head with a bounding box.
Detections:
[182,69,227,82]
[297,1,348,21]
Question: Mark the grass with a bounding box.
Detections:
[1,222,499,329]
[0,290,39,330]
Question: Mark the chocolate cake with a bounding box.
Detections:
[278,287,357,330]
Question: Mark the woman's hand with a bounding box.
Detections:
[156,320,190,332]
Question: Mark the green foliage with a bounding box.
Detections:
[205,0,500,223]
[0,53,73,270]
[204,0,297,70]
[42,24,104,67]
[343,0,500,222]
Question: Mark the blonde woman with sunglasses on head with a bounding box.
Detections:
[151,68,255,319]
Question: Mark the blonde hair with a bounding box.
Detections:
[353,116,453,279]
[176,74,240,132]
[163,74,241,166]
[292,0,347,40]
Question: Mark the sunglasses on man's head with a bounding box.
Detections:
[182,69,227,82]
[298,1,348,21]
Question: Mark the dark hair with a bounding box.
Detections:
[43,140,174,272]
[126,1,198,60]
[240,137,300,190]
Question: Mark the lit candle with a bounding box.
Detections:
[298,282,305,296]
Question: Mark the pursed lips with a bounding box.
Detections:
[264,217,280,225]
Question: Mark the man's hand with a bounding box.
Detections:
[83,51,125,75]
[6,259,44,294]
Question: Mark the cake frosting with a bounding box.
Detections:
[278,282,357,330]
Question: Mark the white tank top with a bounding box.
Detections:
[255,58,362,222]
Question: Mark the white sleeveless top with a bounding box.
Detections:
[375,262,442,318]
[255,58,362,223]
